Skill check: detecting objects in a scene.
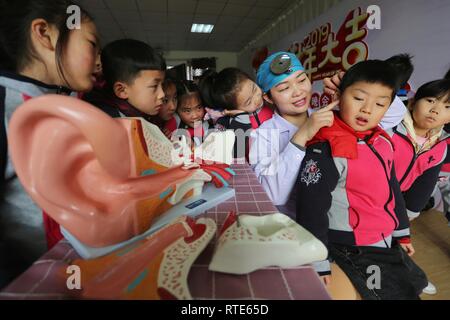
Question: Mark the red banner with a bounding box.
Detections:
[289,7,370,84]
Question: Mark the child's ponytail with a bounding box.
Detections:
[199,68,252,111]
[199,70,222,109]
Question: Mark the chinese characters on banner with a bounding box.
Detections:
[288,7,370,109]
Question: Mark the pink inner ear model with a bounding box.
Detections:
[7,95,206,247]
[67,216,217,300]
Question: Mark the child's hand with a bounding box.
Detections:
[323,71,345,100]
[321,275,332,286]
[400,243,415,256]
[205,107,226,122]
[163,128,172,138]
[223,109,245,117]
[292,100,338,147]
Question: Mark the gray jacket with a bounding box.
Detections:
[0,71,71,288]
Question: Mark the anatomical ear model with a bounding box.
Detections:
[7,95,234,247]
[65,216,216,300]
[209,212,328,274]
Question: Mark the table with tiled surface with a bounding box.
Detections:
[0,164,331,300]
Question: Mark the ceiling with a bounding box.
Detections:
[78,0,299,52]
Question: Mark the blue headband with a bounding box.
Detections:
[256,51,305,93]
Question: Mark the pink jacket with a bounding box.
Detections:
[390,123,450,219]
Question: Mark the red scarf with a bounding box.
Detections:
[307,113,392,159]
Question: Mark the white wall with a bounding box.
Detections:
[163,50,238,71]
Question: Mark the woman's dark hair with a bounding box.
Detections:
[101,39,166,90]
[0,0,92,84]
[414,79,450,104]
[340,60,399,103]
[199,68,252,110]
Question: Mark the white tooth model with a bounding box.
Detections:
[209,213,328,275]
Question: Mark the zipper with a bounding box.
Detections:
[396,132,417,185]
[252,111,261,127]
[396,130,450,185]
[365,140,399,230]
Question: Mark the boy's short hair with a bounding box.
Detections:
[199,68,252,110]
[339,60,398,103]
[385,53,414,89]
[101,39,166,89]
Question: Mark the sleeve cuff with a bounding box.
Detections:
[290,141,306,152]
[392,227,410,238]
[397,237,411,244]
[407,209,421,221]
[312,260,331,275]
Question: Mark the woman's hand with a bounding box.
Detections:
[323,71,345,101]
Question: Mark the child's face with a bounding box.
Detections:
[235,79,264,113]
[412,95,450,133]
[177,93,205,128]
[159,83,177,121]
[339,81,393,131]
[126,70,165,116]
[264,70,312,116]
[63,20,100,92]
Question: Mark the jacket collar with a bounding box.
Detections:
[398,110,449,152]
[0,70,72,96]
[308,112,392,159]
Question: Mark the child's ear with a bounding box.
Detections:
[113,82,129,100]
[407,99,415,111]
[334,90,341,100]
[30,19,58,51]
[263,93,274,105]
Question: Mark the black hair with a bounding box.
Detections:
[0,0,92,84]
[101,39,166,90]
[445,67,450,80]
[176,80,201,108]
[199,68,252,110]
[385,53,414,89]
[339,60,399,102]
[414,79,450,104]
[162,76,177,91]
